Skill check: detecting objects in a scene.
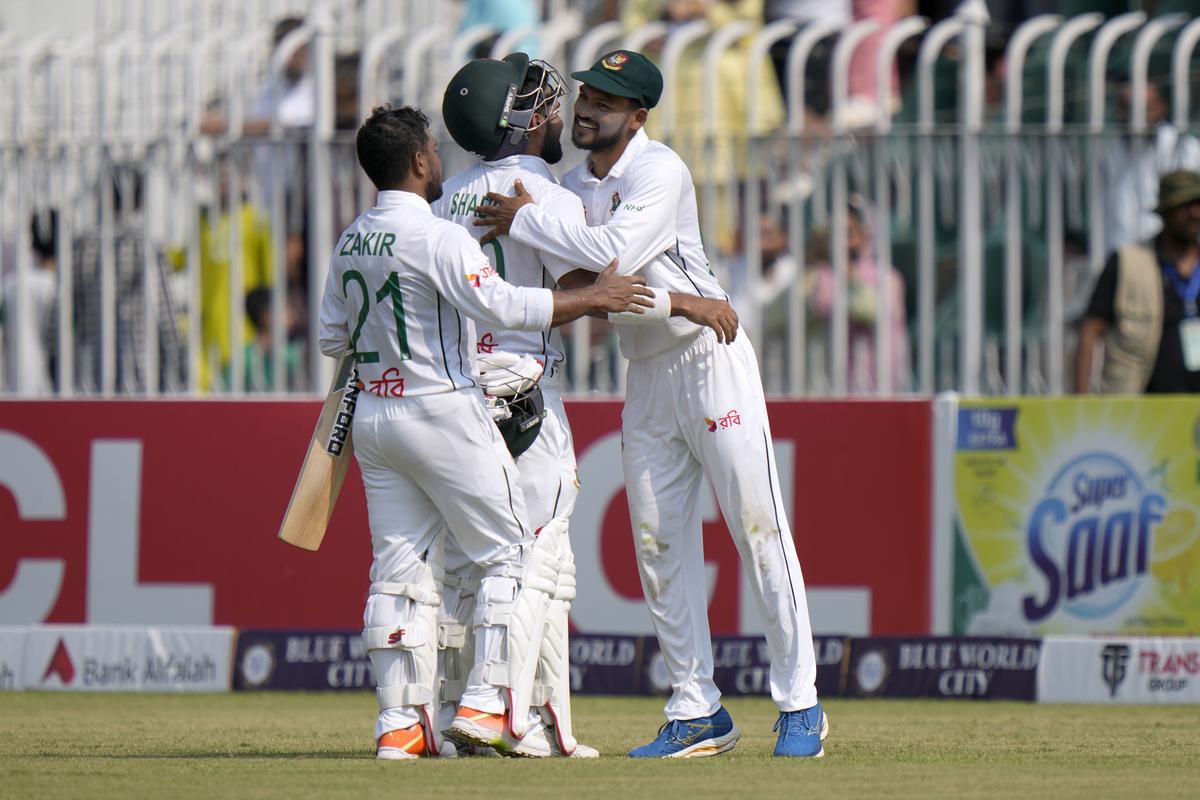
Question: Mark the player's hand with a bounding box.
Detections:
[673,295,739,343]
[475,179,534,243]
[591,258,654,314]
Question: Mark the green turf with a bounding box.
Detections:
[1,693,1197,799]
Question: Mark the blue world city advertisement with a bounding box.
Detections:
[951,396,1200,636]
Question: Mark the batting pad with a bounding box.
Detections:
[364,563,446,754]
[536,521,578,754]
[503,518,567,738]
[437,566,480,709]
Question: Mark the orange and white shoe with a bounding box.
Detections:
[446,707,513,753]
[376,723,457,761]
[446,707,552,758]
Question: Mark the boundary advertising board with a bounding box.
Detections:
[2,399,931,635]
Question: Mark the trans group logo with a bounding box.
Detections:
[1100,643,1131,698]
[1022,452,1166,624]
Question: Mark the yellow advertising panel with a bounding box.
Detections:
[953,397,1200,636]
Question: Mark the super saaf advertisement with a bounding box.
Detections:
[948,396,1200,637]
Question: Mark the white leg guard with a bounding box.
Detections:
[464,518,565,738]
[504,518,568,737]
[536,522,578,754]
[437,564,479,732]
[363,563,445,756]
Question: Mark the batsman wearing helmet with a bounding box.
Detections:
[433,53,594,759]
[474,50,828,759]
[434,53,739,758]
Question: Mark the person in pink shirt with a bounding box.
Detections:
[806,196,910,392]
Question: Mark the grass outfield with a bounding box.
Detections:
[1,694,1198,799]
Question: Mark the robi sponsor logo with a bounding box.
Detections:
[1023,453,1166,624]
[466,265,498,288]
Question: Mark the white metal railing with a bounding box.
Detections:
[1,2,1199,398]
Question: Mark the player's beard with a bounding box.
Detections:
[540,117,564,164]
[571,115,624,152]
[425,165,444,203]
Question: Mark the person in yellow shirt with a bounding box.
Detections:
[169,158,276,391]
[197,198,274,390]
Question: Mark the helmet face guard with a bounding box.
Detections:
[493,59,567,159]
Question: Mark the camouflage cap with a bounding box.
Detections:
[1156,170,1200,215]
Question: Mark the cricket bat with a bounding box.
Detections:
[278,352,361,551]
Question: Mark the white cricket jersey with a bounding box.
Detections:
[318,190,554,398]
[432,155,586,384]
[508,129,727,360]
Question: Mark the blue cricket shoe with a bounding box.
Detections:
[628,706,742,759]
[773,702,829,758]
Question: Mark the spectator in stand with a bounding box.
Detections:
[334,53,362,133]
[844,0,908,127]
[805,196,910,392]
[242,287,300,392]
[200,17,314,137]
[1102,78,1200,257]
[198,16,317,372]
[73,168,184,393]
[623,0,786,253]
[1076,170,1200,395]
[728,213,796,389]
[460,0,540,57]
[1,210,58,394]
[171,158,275,392]
[763,0,850,119]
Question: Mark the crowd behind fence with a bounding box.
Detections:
[1,0,1198,398]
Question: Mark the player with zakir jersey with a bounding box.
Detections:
[474,51,828,759]
[318,104,652,760]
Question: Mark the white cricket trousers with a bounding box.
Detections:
[353,389,534,736]
[622,329,819,720]
[438,385,579,726]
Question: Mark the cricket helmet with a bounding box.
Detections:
[442,53,566,161]
[488,385,546,458]
[478,351,547,458]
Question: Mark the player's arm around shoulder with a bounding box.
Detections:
[570,154,682,273]
[533,182,589,283]
[427,220,556,332]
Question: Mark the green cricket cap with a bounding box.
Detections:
[443,53,531,160]
[570,50,662,110]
